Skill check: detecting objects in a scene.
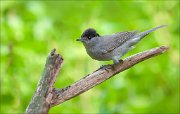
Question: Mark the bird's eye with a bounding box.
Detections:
[88,36,91,39]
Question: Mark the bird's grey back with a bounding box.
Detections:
[98,31,138,53]
[97,25,168,54]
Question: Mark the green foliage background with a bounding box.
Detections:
[0,0,179,113]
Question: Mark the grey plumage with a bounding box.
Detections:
[77,25,167,64]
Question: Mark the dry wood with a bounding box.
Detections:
[25,46,168,113]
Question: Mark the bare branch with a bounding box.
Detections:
[25,46,168,113]
[50,46,169,107]
[25,49,63,114]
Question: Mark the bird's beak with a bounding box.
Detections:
[76,38,83,42]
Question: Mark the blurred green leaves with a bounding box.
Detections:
[0,0,179,113]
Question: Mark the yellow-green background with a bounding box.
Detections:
[0,0,179,113]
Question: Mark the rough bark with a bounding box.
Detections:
[25,46,168,113]
[25,49,63,114]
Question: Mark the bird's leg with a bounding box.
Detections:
[98,64,113,73]
[99,64,112,69]
[98,59,124,72]
[98,57,124,72]
[113,57,120,64]
[113,57,124,65]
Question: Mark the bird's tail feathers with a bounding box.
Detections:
[136,24,168,38]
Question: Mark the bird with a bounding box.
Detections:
[76,25,167,64]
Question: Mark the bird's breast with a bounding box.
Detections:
[85,46,110,61]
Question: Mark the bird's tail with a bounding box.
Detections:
[137,24,168,38]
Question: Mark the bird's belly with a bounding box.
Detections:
[85,42,134,61]
[86,49,111,61]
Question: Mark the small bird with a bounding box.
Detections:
[77,25,167,64]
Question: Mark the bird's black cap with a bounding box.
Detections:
[81,28,100,39]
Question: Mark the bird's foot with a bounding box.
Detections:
[99,64,112,72]
[118,59,123,64]
[100,64,112,69]
[113,59,124,65]
[98,59,124,72]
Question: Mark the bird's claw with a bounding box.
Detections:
[99,64,112,72]
[119,59,123,64]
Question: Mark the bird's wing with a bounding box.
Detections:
[100,31,138,54]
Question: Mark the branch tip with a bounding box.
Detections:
[50,48,56,56]
[160,46,169,52]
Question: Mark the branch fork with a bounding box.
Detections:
[25,46,169,113]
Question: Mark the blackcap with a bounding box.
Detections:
[77,25,167,64]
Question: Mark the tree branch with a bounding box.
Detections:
[25,49,63,114]
[50,46,168,107]
[25,46,168,113]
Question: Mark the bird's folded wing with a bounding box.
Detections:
[100,31,138,54]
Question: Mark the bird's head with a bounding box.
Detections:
[76,28,100,43]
